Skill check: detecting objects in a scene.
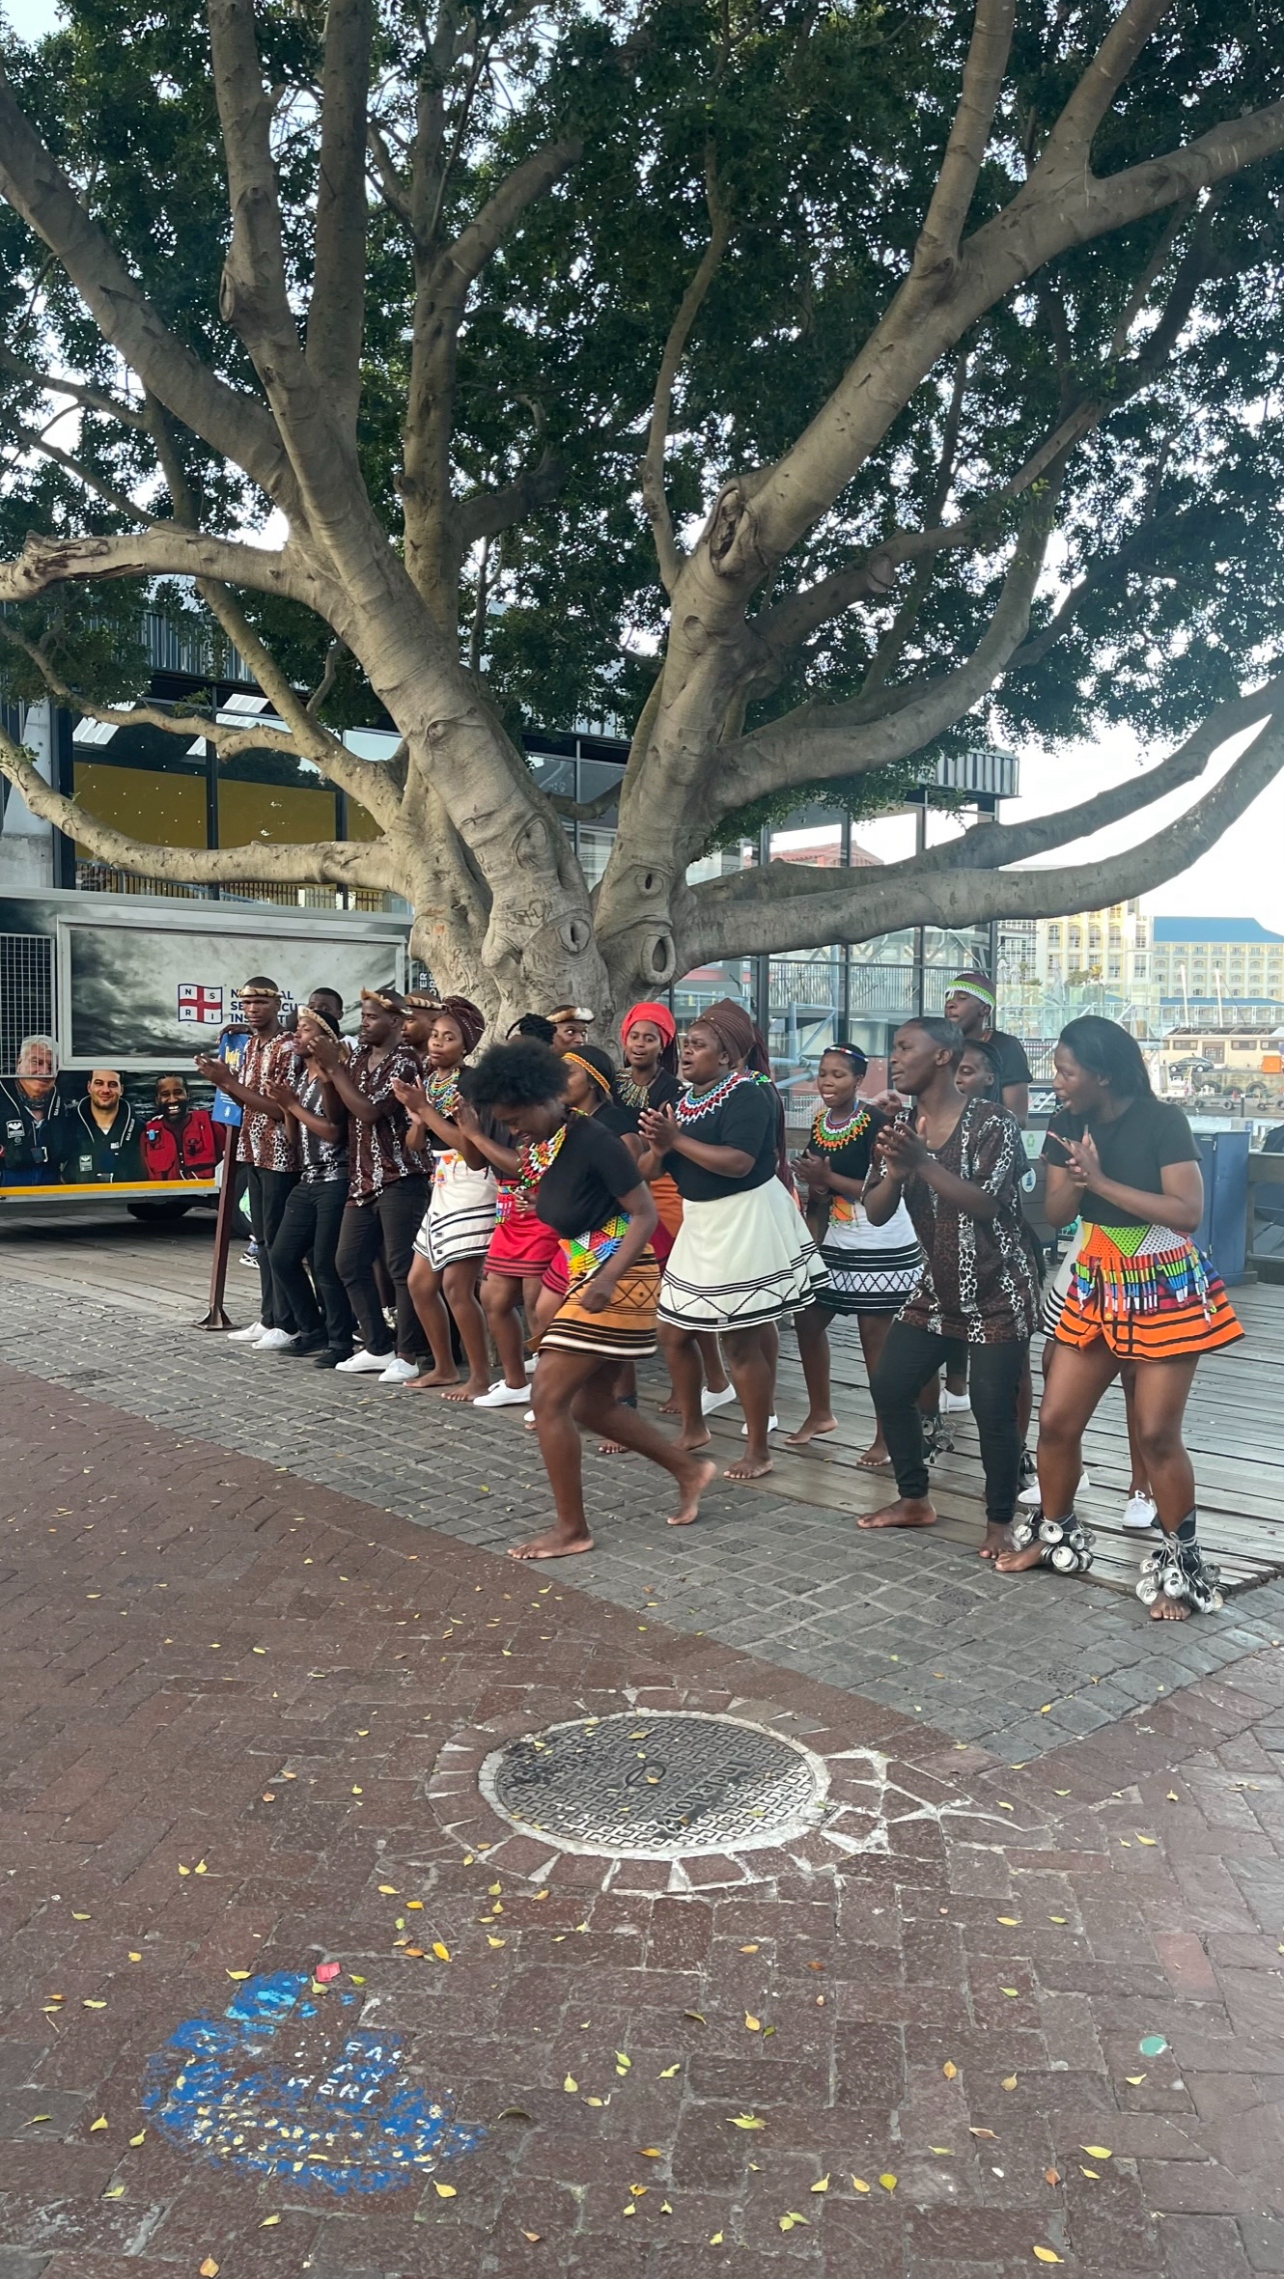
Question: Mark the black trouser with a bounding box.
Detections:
[271,1177,355,1356]
[245,1165,300,1331]
[336,1176,430,1361]
[871,1321,1028,1523]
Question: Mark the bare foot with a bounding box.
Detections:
[858,1496,936,1530]
[668,1455,718,1526]
[1150,1596,1190,1621]
[597,1437,627,1456]
[440,1376,490,1402]
[724,1450,773,1482]
[786,1413,836,1447]
[979,1520,1010,1561]
[404,1367,459,1390]
[993,1541,1043,1572]
[508,1529,594,1561]
[675,1424,712,1453]
[857,1438,891,1469]
[658,1395,682,1416]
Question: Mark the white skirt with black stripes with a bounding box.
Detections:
[414,1154,498,1270]
[657,1179,829,1332]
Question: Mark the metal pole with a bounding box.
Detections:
[195,1157,240,1329]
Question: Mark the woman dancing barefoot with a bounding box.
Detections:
[641,1001,827,1483]
[996,1017,1241,1616]
[468,1040,717,1557]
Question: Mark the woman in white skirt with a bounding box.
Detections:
[640,1000,828,1482]
[394,996,498,1399]
[789,1044,922,1464]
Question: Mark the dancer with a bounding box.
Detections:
[546,1004,594,1052]
[265,1003,357,1367]
[996,1016,1241,1615]
[641,1000,827,1482]
[396,996,496,1398]
[943,972,1032,1122]
[468,1039,717,1556]
[860,1017,1039,1557]
[789,1044,922,1461]
[311,989,433,1380]
[194,978,302,1350]
[614,1001,733,1421]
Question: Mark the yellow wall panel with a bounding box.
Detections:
[217,779,337,847]
[73,761,205,853]
[345,798,383,842]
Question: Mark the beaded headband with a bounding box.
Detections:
[562,1049,612,1096]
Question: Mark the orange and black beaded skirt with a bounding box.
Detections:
[1053,1221,1243,1362]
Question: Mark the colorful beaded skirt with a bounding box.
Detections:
[1053,1220,1243,1360]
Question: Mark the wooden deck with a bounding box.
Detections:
[1,1205,1280,1598]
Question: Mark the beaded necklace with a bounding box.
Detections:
[616,1067,659,1111]
[676,1070,744,1125]
[810,1101,871,1154]
[517,1117,570,1187]
[424,1063,464,1117]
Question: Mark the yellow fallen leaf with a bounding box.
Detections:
[740,1943,760,1953]
[615,2052,631,2069]
[728,2112,765,2129]
[259,2215,281,2227]
[487,1937,506,1949]
[851,2175,870,2192]
[971,2128,997,2139]
[1166,1790,1179,1801]
[177,1865,190,1877]
[997,1801,1014,1811]
[350,1974,366,1984]
[194,1860,207,1875]
[996,1915,1020,1926]
[25,2116,52,2126]
[522,2231,541,2243]
[89,2116,108,2131]
[638,2148,662,2158]
[129,2131,146,2146]
[225,1970,250,1981]
[1136,1834,1158,1846]
[563,2075,578,2093]
[709,2232,724,2245]
[744,2013,761,2032]
[1033,2251,1062,2265]
[1002,2075,1018,2091]
[434,2181,457,2198]
[128,1953,142,1962]
[1081,2145,1113,2160]
[1125,2074,1146,2085]
[879,2172,897,2192]
[407,1900,424,1910]
[1049,1915,1067,1924]
[929,2146,954,2156]
[200,2261,220,2277]
[71,1912,91,1921]
[658,2064,680,2078]
[778,2213,808,2232]
[432,1942,450,1962]
[378,1884,398,1894]
[103,2184,125,2199]
[1080,2165,1099,2179]
[1000,1986,1020,1997]
[942,2060,958,2079]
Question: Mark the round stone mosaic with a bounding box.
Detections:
[479,1710,829,1858]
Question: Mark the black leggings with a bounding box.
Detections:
[871,1322,1029,1523]
[271,1176,355,1356]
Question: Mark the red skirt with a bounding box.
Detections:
[484,1210,561,1280]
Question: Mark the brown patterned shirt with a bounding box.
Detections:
[236,1031,303,1173]
[347,1043,431,1203]
[894,1099,1039,1343]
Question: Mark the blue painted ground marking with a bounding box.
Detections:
[140,1970,484,2193]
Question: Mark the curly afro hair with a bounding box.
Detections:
[469,1037,568,1110]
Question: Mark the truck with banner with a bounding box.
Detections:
[0,889,409,1214]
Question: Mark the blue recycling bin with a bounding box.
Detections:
[1195,1130,1249,1286]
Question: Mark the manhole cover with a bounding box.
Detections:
[479,1711,829,1857]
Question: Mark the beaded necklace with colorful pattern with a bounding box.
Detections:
[810,1101,872,1154]
[424,1063,464,1117]
[616,1067,661,1111]
[517,1117,571,1187]
[676,1070,745,1125]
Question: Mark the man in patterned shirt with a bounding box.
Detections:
[858,1016,1039,1560]
[308,989,433,1381]
[194,976,303,1350]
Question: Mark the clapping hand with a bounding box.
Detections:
[1046,1127,1099,1187]
[794,1148,832,1192]
[877,1118,927,1176]
[639,1102,680,1152]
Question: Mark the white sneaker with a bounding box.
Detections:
[940,1388,972,1414]
[701,1384,738,1415]
[741,1415,779,1437]
[1018,1469,1090,1509]
[378,1357,420,1384]
[1122,1491,1159,1531]
[473,1380,532,1408]
[227,1320,265,1343]
[254,1328,297,1352]
[525,1357,538,1375]
[335,1348,395,1375]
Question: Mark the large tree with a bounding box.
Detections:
[1,0,1283,1022]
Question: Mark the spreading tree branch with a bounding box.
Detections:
[640,154,731,593]
[0,346,147,427]
[0,63,290,506]
[306,0,374,431]
[0,526,321,608]
[913,0,1016,276]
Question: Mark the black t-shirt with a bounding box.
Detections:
[803,1102,883,1186]
[990,1029,1032,1091]
[535,1113,642,1237]
[609,1068,681,1135]
[668,1077,778,1202]
[1042,1094,1199,1228]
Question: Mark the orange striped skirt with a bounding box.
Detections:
[540,1248,660,1359]
[1054,1221,1243,1362]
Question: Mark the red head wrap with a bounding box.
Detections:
[620,999,676,1049]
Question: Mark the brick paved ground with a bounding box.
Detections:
[3,1271,1283,1766]
[4,1354,1284,2275]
